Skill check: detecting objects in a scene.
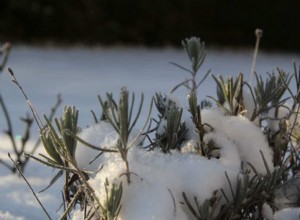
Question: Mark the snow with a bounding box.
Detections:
[75,122,143,173]
[274,175,300,210]
[71,107,272,219]
[75,122,118,172]
[120,148,236,220]
[74,143,240,219]
[198,108,273,174]
[0,211,24,220]
[274,207,300,220]
[243,88,258,124]
[262,203,273,220]
[0,135,63,219]
[0,46,299,219]
[203,130,241,167]
[267,105,290,132]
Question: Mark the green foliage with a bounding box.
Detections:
[210,73,244,116]
[182,190,221,220]
[219,160,283,220]
[98,88,145,183]
[182,37,206,77]
[154,92,179,117]
[251,71,290,120]
[30,106,97,218]
[55,106,79,158]
[171,37,210,94]
[150,93,188,152]
[36,105,124,219]
[103,179,123,220]
[171,37,217,158]
[155,107,188,153]
[40,106,79,166]
[254,72,289,108]
[182,159,284,220]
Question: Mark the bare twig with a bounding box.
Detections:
[0,42,11,72]
[8,153,53,220]
[0,94,18,157]
[7,68,44,130]
[22,94,62,169]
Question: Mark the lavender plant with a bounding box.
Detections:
[210,74,244,116]
[7,70,122,219]
[179,33,300,220]
[98,88,152,184]
[6,31,300,220]
[147,93,188,152]
[169,37,218,157]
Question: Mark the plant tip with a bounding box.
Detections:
[3,42,11,50]
[8,67,14,76]
[255,29,263,38]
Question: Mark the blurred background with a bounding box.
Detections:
[0,0,300,51]
[1,0,300,139]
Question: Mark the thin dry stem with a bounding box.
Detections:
[250,28,263,86]
[8,153,53,220]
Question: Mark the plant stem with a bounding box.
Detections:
[250,29,263,86]
[8,153,53,220]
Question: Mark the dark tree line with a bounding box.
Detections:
[0,0,299,50]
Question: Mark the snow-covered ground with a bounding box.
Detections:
[0,46,300,219]
[1,46,299,137]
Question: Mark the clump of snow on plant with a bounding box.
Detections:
[72,105,276,219]
[267,105,290,132]
[242,89,257,123]
[159,93,182,113]
[185,108,274,174]
[75,122,142,173]
[75,122,118,172]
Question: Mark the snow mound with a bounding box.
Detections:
[72,108,275,219]
[73,147,239,220]
[72,118,245,219]
[201,109,274,174]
